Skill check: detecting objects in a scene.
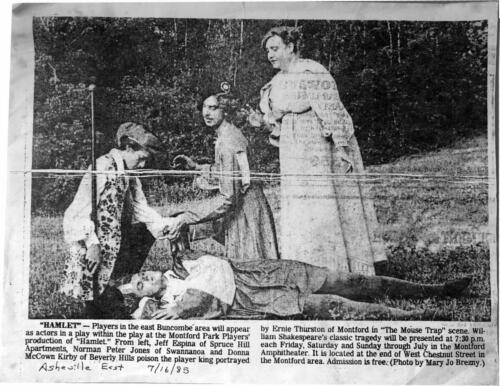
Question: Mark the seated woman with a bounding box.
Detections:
[118,238,471,321]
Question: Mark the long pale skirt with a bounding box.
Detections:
[279,110,386,274]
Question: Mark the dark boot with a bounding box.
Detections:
[112,222,155,278]
[92,286,131,319]
[443,277,472,297]
[84,301,101,319]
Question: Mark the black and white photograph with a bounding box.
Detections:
[1,2,498,384]
[28,15,491,321]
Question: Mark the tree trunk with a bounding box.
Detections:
[363,23,367,65]
[239,20,244,60]
[397,21,401,64]
[233,20,244,86]
[227,20,235,84]
[184,20,188,57]
[386,20,393,65]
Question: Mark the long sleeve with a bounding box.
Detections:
[180,145,238,224]
[129,177,173,238]
[195,162,222,191]
[235,152,250,192]
[182,255,236,305]
[169,255,235,318]
[259,81,273,124]
[306,70,354,148]
[258,79,283,147]
[153,256,235,320]
[63,156,111,248]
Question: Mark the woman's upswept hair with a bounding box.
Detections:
[214,93,239,115]
[261,26,302,53]
[214,93,247,127]
[201,83,247,127]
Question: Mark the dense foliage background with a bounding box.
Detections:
[32,18,487,214]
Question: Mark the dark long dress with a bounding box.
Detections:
[180,120,280,261]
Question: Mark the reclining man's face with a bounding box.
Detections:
[129,271,165,297]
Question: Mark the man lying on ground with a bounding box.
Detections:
[118,242,471,320]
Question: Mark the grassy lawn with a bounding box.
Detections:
[29,136,491,320]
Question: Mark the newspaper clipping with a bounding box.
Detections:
[1,1,498,384]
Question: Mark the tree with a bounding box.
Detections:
[32,17,488,214]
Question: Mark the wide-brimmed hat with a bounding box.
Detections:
[116,122,163,155]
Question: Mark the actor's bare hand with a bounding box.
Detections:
[167,216,186,241]
[172,154,199,170]
[246,106,264,128]
[151,306,179,320]
[85,243,101,274]
[336,147,353,174]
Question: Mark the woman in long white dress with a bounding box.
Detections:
[250,26,387,275]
